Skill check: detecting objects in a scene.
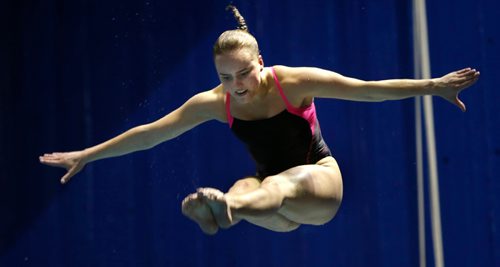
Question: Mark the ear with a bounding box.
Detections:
[258,55,264,71]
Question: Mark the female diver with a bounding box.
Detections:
[40,5,480,235]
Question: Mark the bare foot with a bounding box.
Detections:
[181,193,219,235]
[197,188,233,229]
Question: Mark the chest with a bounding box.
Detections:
[230,91,286,120]
[231,110,312,147]
[229,90,311,121]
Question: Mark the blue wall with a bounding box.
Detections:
[1,0,498,266]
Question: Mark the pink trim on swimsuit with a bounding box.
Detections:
[270,67,317,135]
[225,66,317,135]
[225,93,234,128]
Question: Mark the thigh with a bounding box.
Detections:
[263,156,343,225]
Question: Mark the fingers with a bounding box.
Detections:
[41,152,61,157]
[456,67,478,75]
[60,165,80,184]
[39,152,74,166]
[39,156,64,167]
[455,68,470,75]
[456,68,480,79]
[443,94,466,112]
[454,97,466,112]
[61,172,72,184]
[40,151,83,184]
[39,153,63,162]
[449,68,479,92]
[39,155,74,183]
[456,74,479,90]
[449,69,478,112]
[39,155,71,169]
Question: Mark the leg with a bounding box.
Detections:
[200,185,301,232]
[223,177,261,226]
[228,177,302,231]
[199,156,343,231]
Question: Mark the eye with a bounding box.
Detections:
[221,76,232,82]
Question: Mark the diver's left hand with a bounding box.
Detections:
[433,68,480,112]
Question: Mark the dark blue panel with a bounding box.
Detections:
[427,0,500,266]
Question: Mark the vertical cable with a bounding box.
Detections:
[413,3,425,267]
[423,95,444,267]
[413,3,426,265]
[415,97,426,267]
[412,0,445,266]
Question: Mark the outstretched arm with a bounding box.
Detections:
[40,89,224,184]
[280,66,480,111]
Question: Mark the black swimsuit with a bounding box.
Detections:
[225,67,332,178]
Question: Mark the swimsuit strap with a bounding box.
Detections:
[270,66,317,135]
[270,67,297,112]
[225,92,234,128]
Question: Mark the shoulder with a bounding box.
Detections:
[188,85,224,105]
[271,65,364,100]
[270,65,335,86]
[184,85,227,122]
[270,65,335,103]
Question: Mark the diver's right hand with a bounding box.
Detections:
[39,151,88,184]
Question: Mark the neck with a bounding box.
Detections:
[256,67,271,96]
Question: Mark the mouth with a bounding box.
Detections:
[235,89,248,96]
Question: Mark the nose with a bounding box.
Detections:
[232,77,244,88]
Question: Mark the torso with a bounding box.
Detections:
[222,66,332,178]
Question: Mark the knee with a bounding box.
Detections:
[261,174,295,191]
[236,178,260,188]
[228,177,261,195]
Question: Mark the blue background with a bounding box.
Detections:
[1,0,499,266]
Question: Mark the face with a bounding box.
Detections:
[214,48,264,104]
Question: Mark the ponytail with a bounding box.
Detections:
[226,5,248,32]
[213,5,259,57]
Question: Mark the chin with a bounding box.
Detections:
[234,94,253,104]
[235,98,251,104]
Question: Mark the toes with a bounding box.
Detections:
[181,191,220,235]
[182,193,195,205]
[195,188,232,229]
[181,193,201,212]
[197,187,224,201]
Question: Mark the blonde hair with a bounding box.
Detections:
[213,5,259,58]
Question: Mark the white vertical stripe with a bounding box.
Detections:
[415,97,426,267]
[413,2,426,266]
[423,95,445,267]
[412,0,445,266]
